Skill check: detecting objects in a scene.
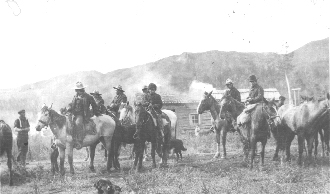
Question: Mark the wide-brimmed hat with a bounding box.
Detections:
[225,78,233,85]
[18,109,25,114]
[73,81,87,89]
[142,85,148,90]
[113,85,125,92]
[90,90,102,95]
[279,96,286,100]
[248,75,257,82]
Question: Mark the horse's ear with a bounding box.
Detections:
[127,101,129,105]
[208,91,213,97]
[49,103,53,109]
[327,93,330,100]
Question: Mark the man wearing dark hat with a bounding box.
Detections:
[246,75,264,104]
[91,90,107,114]
[71,82,100,149]
[109,85,127,117]
[224,78,241,102]
[276,96,286,109]
[135,83,164,140]
[14,109,30,166]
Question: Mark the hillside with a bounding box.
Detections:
[0,37,328,124]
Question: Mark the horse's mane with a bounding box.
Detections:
[47,108,66,129]
[209,94,221,114]
[221,94,245,109]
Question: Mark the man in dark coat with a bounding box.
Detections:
[246,75,264,104]
[71,82,100,149]
[223,79,241,132]
[276,96,286,109]
[109,85,127,117]
[224,78,241,102]
[14,109,30,166]
[91,90,107,114]
[134,83,164,140]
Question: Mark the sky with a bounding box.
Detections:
[0,0,329,89]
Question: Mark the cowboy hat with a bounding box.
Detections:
[73,81,87,89]
[142,85,148,90]
[113,85,125,92]
[18,109,25,114]
[90,90,102,95]
[225,78,233,85]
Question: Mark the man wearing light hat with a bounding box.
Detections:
[109,85,127,117]
[90,90,106,114]
[14,109,30,166]
[224,78,241,102]
[71,82,100,149]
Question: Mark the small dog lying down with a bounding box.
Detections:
[168,139,187,161]
[94,179,121,194]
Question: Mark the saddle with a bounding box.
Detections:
[237,103,259,126]
[66,114,97,136]
[146,111,170,127]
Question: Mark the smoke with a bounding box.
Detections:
[188,80,215,99]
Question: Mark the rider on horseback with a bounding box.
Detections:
[108,85,127,118]
[134,83,164,141]
[91,90,107,114]
[223,78,241,132]
[71,82,100,150]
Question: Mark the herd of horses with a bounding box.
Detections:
[1,92,329,186]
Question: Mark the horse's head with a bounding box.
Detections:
[134,101,147,128]
[119,102,135,126]
[35,104,53,131]
[197,91,215,114]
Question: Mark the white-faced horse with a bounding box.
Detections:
[35,105,121,175]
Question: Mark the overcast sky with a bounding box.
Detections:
[0,0,329,89]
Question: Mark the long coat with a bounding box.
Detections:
[224,87,241,102]
[71,92,99,119]
[248,84,264,104]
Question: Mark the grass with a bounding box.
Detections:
[1,132,330,194]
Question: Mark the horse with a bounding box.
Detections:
[35,104,121,175]
[272,94,329,165]
[119,102,170,171]
[119,103,176,160]
[0,120,13,186]
[197,91,234,159]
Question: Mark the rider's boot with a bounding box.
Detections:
[157,115,164,142]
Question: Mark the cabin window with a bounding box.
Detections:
[189,114,199,125]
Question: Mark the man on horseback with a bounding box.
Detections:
[223,78,241,132]
[91,90,107,114]
[134,83,164,140]
[109,85,127,118]
[276,96,285,109]
[71,82,100,150]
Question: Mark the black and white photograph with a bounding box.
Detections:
[0,0,329,194]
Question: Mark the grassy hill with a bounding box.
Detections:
[0,37,328,125]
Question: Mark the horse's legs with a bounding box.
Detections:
[84,147,89,161]
[306,133,315,165]
[7,149,13,186]
[143,142,149,161]
[59,147,66,176]
[89,143,97,172]
[151,142,157,168]
[261,139,267,166]
[319,129,325,157]
[67,143,74,175]
[297,134,304,166]
[104,148,108,162]
[324,128,330,156]
[179,150,183,160]
[104,136,113,173]
[221,129,227,159]
[250,137,256,170]
[133,143,139,168]
[214,128,221,158]
[314,131,319,158]
[285,132,295,162]
[113,140,121,170]
[137,142,145,171]
[161,140,168,166]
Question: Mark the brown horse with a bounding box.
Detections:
[273,94,329,165]
[35,105,121,175]
[0,120,13,186]
[219,94,277,169]
[197,91,234,159]
[132,103,170,171]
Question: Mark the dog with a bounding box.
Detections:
[94,179,121,194]
[50,138,59,175]
[168,139,187,161]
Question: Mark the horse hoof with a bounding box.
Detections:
[84,158,89,162]
[89,166,95,172]
[213,153,220,159]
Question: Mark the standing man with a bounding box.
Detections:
[224,78,241,102]
[109,85,127,117]
[14,109,30,166]
[71,82,100,150]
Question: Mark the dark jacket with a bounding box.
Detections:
[224,87,241,102]
[71,92,99,118]
[110,93,127,112]
[14,117,30,143]
[248,84,264,104]
[94,97,106,114]
[146,93,163,113]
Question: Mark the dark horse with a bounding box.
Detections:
[122,103,170,171]
[219,94,277,169]
[0,120,13,186]
[197,91,238,159]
